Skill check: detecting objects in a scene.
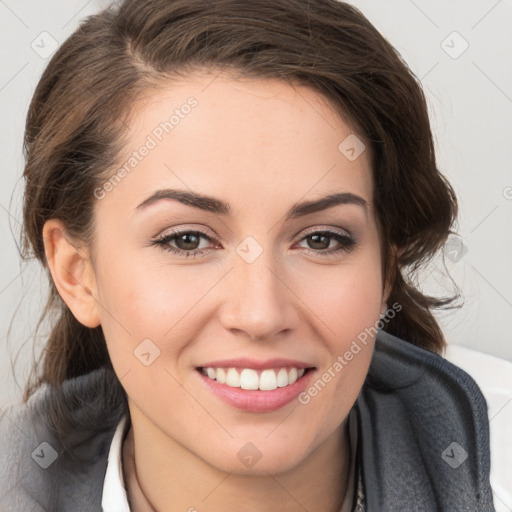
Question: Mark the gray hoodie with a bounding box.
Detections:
[0,330,495,511]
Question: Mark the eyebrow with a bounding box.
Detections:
[135,188,368,220]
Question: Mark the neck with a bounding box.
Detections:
[122,408,352,512]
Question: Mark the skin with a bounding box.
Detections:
[43,71,391,512]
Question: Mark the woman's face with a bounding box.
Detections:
[88,72,388,474]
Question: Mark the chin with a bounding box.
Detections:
[197,436,314,476]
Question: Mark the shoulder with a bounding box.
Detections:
[355,330,495,511]
[0,368,126,512]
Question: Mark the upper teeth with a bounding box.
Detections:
[201,367,306,390]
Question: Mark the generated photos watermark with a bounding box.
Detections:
[93,97,198,200]
[298,301,402,405]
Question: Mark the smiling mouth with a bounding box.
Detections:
[197,366,314,391]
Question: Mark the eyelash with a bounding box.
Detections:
[151,228,356,259]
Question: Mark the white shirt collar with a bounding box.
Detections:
[102,414,131,512]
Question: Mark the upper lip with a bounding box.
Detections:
[197,358,315,370]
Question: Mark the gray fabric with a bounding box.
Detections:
[0,331,495,511]
[355,331,495,511]
[0,367,124,511]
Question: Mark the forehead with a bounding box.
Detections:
[99,72,373,218]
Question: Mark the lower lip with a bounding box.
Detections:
[197,369,316,412]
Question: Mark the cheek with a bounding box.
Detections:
[297,253,384,341]
[296,260,382,433]
[294,247,383,397]
[94,254,217,362]
[96,247,177,322]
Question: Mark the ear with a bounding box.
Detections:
[42,219,100,328]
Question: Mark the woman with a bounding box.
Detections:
[0,0,495,510]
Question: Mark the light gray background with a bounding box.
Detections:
[1,0,511,411]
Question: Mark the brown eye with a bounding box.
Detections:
[174,232,201,251]
[296,230,356,255]
[306,233,331,250]
[152,230,217,258]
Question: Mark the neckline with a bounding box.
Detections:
[112,408,360,512]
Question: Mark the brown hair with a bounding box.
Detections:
[21,0,458,410]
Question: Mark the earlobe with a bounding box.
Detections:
[42,219,101,328]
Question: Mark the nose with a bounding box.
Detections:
[219,248,300,341]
